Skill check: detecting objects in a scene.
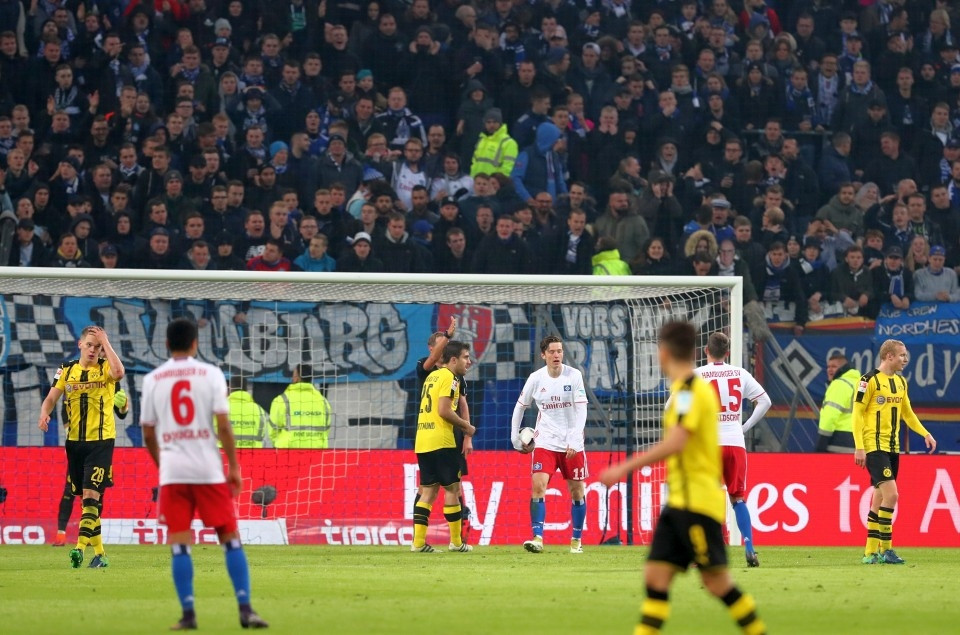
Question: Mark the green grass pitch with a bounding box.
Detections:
[4,545,957,634]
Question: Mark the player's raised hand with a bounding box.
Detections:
[925,434,937,454]
[448,315,457,335]
[38,412,50,432]
[854,449,866,468]
[227,465,242,496]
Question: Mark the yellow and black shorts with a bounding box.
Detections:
[65,439,114,494]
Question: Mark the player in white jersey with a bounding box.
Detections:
[694,332,771,568]
[511,335,589,554]
[141,318,268,631]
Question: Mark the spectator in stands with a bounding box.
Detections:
[915,103,953,189]
[683,229,719,267]
[594,189,649,266]
[235,209,268,262]
[339,231,384,273]
[707,198,735,244]
[474,205,495,236]
[868,245,914,317]
[406,186,438,226]
[265,201,303,259]
[816,183,864,239]
[637,171,683,250]
[374,211,429,273]
[318,134,364,201]
[819,133,854,198]
[180,241,215,271]
[885,202,915,255]
[863,229,887,270]
[831,245,874,317]
[915,245,960,302]
[390,138,429,211]
[929,184,960,247]
[834,60,886,132]
[292,234,337,272]
[865,131,919,196]
[906,193,945,246]
[798,237,830,319]
[373,87,427,152]
[214,232,245,271]
[546,209,592,275]
[759,207,790,248]
[430,152,474,202]
[45,232,89,268]
[437,227,474,274]
[738,62,778,131]
[247,238,292,272]
[756,241,808,334]
[9,218,43,267]
[471,214,530,274]
[141,228,179,270]
[632,237,673,276]
[907,235,931,273]
[512,122,567,205]
[712,238,757,301]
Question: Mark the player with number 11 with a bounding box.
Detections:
[511,335,589,554]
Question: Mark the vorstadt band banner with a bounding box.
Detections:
[1,448,957,547]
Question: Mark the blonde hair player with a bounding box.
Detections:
[853,339,937,565]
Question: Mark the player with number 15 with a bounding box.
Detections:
[694,332,771,567]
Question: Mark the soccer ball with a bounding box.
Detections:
[519,427,536,446]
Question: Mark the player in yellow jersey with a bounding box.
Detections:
[37,326,125,569]
[600,322,765,635]
[50,389,129,547]
[853,339,936,565]
[411,341,475,553]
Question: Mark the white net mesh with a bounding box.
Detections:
[0,270,741,547]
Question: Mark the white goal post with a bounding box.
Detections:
[0,269,742,547]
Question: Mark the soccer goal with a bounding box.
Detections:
[0,269,742,547]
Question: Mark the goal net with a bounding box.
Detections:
[0,270,741,547]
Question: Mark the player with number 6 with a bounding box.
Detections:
[511,335,589,554]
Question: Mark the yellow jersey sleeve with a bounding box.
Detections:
[53,361,73,392]
[852,373,874,450]
[672,388,700,433]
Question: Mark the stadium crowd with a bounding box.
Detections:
[3,0,960,325]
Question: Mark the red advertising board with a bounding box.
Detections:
[1,449,958,546]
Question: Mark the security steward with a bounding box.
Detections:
[226,375,271,448]
[270,364,332,448]
[816,353,858,452]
